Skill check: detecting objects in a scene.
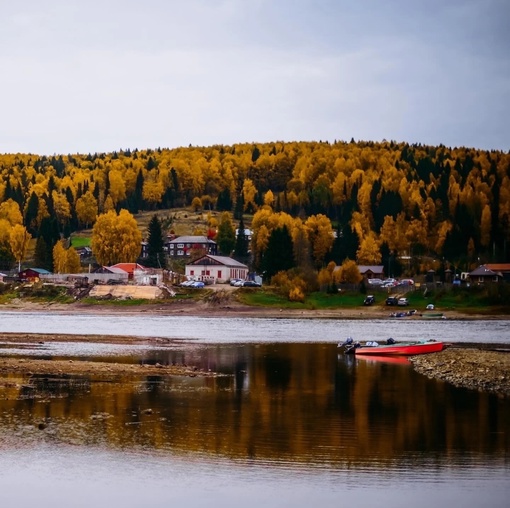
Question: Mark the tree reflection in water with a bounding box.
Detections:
[0,342,508,467]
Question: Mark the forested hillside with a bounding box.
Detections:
[0,140,509,276]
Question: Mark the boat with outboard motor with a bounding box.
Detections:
[339,337,445,356]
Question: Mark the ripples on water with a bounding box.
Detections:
[0,445,508,508]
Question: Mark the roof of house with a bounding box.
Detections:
[469,265,499,276]
[22,268,52,275]
[167,235,216,244]
[357,265,384,274]
[110,263,147,274]
[103,266,129,275]
[485,263,510,272]
[187,255,248,268]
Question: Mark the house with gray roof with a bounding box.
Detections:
[185,255,248,283]
[468,265,502,284]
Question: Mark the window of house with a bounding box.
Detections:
[177,243,184,249]
[177,250,184,256]
[190,270,195,276]
[217,270,222,279]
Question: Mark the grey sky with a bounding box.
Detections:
[1,0,508,155]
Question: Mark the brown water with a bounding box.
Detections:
[0,337,509,508]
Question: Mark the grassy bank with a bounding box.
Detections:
[236,286,510,315]
[1,281,509,316]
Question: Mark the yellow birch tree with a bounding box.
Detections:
[9,224,31,271]
[91,209,142,265]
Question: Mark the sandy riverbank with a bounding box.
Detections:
[0,332,218,381]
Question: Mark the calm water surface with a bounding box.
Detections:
[0,313,509,508]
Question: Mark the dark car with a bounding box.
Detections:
[364,295,375,305]
[242,280,261,287]
[386,296,399,306]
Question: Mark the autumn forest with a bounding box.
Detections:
[0,140,509,281]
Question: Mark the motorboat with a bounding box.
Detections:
[339,337,445,356]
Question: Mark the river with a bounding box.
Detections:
[0,313,509,508]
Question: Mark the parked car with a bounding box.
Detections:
[367,278,383,286]
[230,278,243,286]
[399,279,415,286]
[386,296,399,306]
[426,303,435,310]
[364,295,375,306]
[189,281,205,288]
[241,280,261,287]
[180,279,195,287]
[397,297,409,306]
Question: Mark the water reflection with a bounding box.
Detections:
[1,343,508,468]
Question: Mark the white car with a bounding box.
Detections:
[426,303,435,310]
[397,297,409,306]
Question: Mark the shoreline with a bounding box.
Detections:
[1,298,507,320]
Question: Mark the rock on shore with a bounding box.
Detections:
[410,347,510,397]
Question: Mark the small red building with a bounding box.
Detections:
[18,268,52,282]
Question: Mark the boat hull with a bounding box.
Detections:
[354,341,445,356]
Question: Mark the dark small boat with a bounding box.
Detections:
[389,309,417,318]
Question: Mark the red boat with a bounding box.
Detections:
[352,340,445,356]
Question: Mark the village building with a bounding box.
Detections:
[185,255,248,284]
[165,235,217,259]
[468,265,502,284]
[18,267,52,282]
[357,265,385,280]
[484,263,510,283]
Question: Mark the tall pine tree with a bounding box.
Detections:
[261,226,294,279]
[234,216,249,261]
[146,215,166,268]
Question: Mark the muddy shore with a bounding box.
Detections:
[1,300,510,397]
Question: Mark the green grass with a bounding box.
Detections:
[237,288,368,310]
[70,236,91,248]
[0,291,19,304]
[237,286,510,315]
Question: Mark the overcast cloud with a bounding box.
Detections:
[1,0,508,155]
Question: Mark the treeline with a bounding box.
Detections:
[0,140,509,273]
